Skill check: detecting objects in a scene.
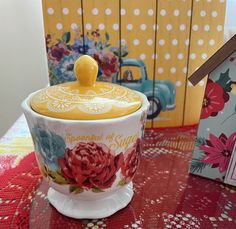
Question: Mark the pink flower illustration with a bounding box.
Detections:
[49,43,70,62]
[200,133,236,173]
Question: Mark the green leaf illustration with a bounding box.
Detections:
[66,44,72,50]
[62,32,71,43]
[221,108,236,125]
[92,187,104,193]
[97,41,103,50]
[40,165,49,178]
[49,171,67,185]
[190,157,209,173]
[112,50,119,56]
[105,32,110,41]
[69,186,84,194]
[118,178,126,187]
[215,68,233,92]
[121,51,128,57]
[195,137,206,147]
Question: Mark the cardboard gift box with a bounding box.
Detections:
[189,35,236,185]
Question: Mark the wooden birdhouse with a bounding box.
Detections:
[189,35,236,186]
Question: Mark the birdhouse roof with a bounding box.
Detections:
[188,34,236,86]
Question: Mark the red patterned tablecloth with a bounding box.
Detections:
[0,117,236,229]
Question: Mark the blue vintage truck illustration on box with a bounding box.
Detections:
[112,59,176,119]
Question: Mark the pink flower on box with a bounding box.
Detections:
[200,133,236,173]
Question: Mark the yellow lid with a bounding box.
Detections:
[31,55,142,120]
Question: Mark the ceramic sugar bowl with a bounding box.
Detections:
[22,55,149,219]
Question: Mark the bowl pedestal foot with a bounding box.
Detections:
[47,182,134,219]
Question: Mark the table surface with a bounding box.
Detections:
[0,116,236,229]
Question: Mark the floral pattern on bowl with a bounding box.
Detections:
[58,142,123,192]
[32,124,142,194]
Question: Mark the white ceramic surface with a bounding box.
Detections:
[48,182,134,219]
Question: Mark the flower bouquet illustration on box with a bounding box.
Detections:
[46,29,176,120]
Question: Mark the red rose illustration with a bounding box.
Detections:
[229,57,236,62]
[121,139,142,182]
[49,43,70,62]
[58,142,123,189]
[93,51,118,77]
[200,79,229,119]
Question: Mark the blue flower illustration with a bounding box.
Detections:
[52,53,80,84]
[32,125,66,170]
[46,30,129,85]
[71,39,84,53]
[84,36,96,55]
[71,36,95,55]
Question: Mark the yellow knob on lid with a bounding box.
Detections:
[30,55,142,120]
[74,55,98,87]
